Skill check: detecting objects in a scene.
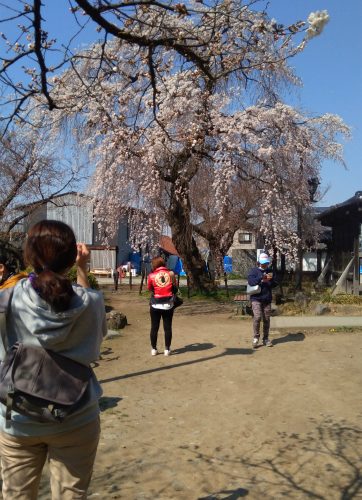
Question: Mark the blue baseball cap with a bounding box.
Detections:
[258,253,270,264]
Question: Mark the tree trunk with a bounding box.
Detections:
[208,240,224,279]
[167,189,214,291]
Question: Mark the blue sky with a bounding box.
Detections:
[3,1,361,208]
[266,0,362,207]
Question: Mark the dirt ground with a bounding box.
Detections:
[40,287,362,499]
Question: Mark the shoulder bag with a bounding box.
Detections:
[173,293,183,308]
[0,342,92,424]
[246,283,261,296]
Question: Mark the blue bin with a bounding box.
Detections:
[223,256,232,273]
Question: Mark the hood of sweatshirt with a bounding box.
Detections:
[10,278,92,349]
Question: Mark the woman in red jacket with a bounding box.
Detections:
[147,257,176,356]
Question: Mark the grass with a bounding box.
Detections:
[328,327,357,333]
[177,285,237,302]
[115,277,362,310]
[138,286,241,306]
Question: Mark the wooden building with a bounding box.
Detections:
[317,191,362,294]
[16,192,133,274]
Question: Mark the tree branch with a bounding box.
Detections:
[74,0,214,80]
[33,0,57,109]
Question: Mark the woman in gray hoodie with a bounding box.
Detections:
[0,220,107,499]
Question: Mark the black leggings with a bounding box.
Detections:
[150,307,174,350]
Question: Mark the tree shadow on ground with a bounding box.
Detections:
[100,346,114,356]
[98,345,254,384]
[177,302,235,316]
[272,332,305,345]
[91,346,119,367]
[82,417,362,499]
[185,417,362,499]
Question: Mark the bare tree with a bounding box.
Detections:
[0,122,83,234]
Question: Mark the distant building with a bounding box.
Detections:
[316,190,362,294]
[16,192,133,274]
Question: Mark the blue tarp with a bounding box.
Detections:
[129,252,141,274]
[167,255,185,275]
[168,256,232,276]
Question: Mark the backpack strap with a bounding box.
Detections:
[5,386,14,422]
[0,286,14,360]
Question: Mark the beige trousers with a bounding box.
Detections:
[0,417,100,500]
[251,301,271,339]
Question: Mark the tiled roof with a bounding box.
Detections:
[316,191,362,226]
[159,235,179,256]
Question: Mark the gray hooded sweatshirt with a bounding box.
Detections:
[0,278,107,437]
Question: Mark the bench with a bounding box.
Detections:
[90,269,112,278]
[233,293,250,315]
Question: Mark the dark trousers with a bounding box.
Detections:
[150,307,174,350]
[113,276,119,291]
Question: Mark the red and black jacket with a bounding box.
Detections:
[147,267,173,298]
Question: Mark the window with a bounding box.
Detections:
[238,232,252,243]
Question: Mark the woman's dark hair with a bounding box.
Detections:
[24,220,78,312]
[151,256,165,271]
[0,240,23,274]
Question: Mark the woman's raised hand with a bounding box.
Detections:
[76,243,90,270]
[76,244,91,288]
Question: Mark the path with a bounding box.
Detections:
[37,290,362,499]
[272,315,362,328]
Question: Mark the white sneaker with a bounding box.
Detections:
[252,338,259,348]
[151,349,158,356]
[164,349,171,356]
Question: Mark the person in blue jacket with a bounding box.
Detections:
[247,252,278,348]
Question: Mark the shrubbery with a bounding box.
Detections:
[67,267,99,290]
[321,292,362,305]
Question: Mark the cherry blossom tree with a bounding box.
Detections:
[0,1,328,129]
[45,41,348,290]
[247,107,349,254]
[0,1,341,290]
[191,103,349,281]
[190,163,262,277]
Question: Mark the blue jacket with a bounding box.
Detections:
[247,266,278,303]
